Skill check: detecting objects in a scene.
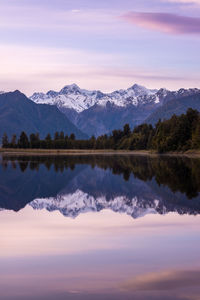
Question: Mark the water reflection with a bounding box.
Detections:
[0,155,200,217]
[1,155,200,300]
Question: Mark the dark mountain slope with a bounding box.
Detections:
[76,101,159,137]
[0,91,87,140]
[62,89,200,137]
[146,92,200,125]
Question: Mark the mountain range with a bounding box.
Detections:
[0,83,200,139]
[30,84,200,136]
[30,83,159,112]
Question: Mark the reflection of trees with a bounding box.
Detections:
[2,154,200,199]
[19,161,29,172]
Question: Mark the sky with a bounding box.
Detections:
[0,0,200,95]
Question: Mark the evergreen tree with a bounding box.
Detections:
[54,132,60,140]
[30,133,40,148]
[89,135,96,149]
[64,134,69,149]
[70,133,75,141]
[45,133,52,148]
[60,131,64,140]
[2,133,9,148]
[123,124,131,137]
[18,131,29,148]
[192,121,200,149]
[11,134,17,148]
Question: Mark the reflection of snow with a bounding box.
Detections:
[29,189,159,219]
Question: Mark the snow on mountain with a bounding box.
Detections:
[30,84,105,113]
[29,189,160,219]
[30,84,200,114]
[30,83,159,113]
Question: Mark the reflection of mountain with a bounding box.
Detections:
[30,190,159,219]
[0,160,86,211]
[0,155,200,218]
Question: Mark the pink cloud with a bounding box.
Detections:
[122,12,200,35]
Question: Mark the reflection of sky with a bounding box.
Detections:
[0,207,200,299]
[0,0,200,94]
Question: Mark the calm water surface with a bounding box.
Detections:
[0,155,200,300]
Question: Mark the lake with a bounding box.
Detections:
[0,154,200,300]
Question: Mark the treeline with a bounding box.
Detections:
[2,108,200,152]
[2,132,78,149]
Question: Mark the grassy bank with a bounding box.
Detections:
[0,148,200,157]
[0,148,153,156]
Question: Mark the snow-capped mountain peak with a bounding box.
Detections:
[129,84,157,96]
[60,83,81,94]
[29,84,200,114]
[30,84,107,113]
[46,90,58,97]
[29,83,159,113]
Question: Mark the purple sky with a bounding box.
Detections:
[0,0,200,95]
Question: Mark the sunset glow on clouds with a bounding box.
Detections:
[0,0,199,94]
[167,0,200,4]
[122,12,200,35]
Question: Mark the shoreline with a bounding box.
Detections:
[0,148,200,158]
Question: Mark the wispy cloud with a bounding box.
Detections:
[0,43,199,95]
[121,269,200,291]
[122,12,200,35]
[0,1,200,92]
[166,0,200,5]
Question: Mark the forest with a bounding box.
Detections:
[2,108,200,152]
